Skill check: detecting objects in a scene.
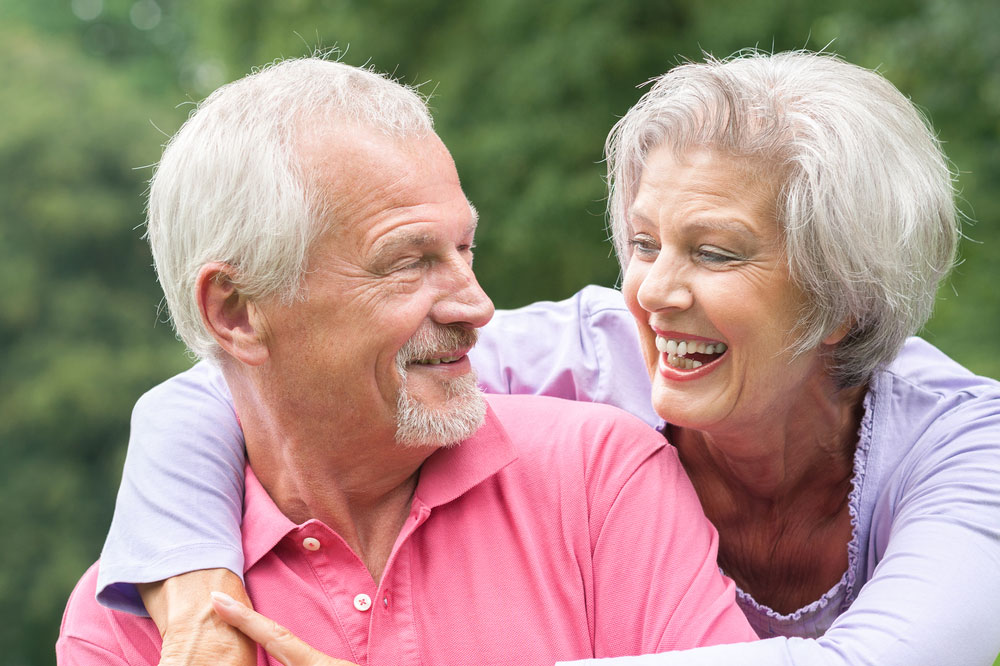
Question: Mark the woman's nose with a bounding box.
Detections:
[636,255,694,313]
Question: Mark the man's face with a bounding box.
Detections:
[255,126,494,448]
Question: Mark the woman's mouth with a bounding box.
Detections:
[655,336,727,370]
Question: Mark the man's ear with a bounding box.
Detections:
[196,262,270,366]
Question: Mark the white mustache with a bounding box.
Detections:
[396,326,478,368]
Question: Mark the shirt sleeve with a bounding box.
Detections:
[95,361,247,616]
[561,392,1000,666]
[471,285,659,427]
[59,563,163,665]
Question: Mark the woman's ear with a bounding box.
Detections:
[823,318,853,346]
[196,262,270,366]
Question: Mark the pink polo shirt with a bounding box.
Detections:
[58,394,755,665]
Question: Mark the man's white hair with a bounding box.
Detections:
[146,57,434,360]
[606,50,959,387]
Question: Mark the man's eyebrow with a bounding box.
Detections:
[372,232,437,260]
[372,213,480,261]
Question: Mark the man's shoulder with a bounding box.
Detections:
[57,562,161,664]
[483,393,668,473]
[485,393,656,433]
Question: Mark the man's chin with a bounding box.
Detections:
[394,373,486,448]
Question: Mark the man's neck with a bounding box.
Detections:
[226,365,436,583]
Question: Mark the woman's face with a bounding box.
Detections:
[622,146,831,436]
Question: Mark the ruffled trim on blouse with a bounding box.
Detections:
[732,385,877,639]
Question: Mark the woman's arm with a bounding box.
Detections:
[558,389,1000,666]
[97,361,247,613]
[472,285,657,426]
[97,362,252,665]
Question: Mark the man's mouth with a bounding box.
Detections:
[655,336,728,370]
[397,325,479,373]
[410,355,464,366]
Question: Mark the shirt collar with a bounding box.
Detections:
[241,465,297,572]
[241,398,518,571]
[412,398,517,509]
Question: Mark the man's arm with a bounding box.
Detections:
[211,592,359,666]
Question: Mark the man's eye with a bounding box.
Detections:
[397,257,428,272]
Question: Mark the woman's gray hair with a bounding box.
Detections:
[606,50,959,387]
[146,57,434,360]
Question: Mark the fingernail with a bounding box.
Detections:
[211,591,238,608]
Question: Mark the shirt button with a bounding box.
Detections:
[353,594,372,612]
[302,537,321,551]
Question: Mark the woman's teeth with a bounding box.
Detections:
[654,337,727,370]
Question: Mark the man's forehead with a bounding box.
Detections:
[296,120,439,166]
[300,124,453,191]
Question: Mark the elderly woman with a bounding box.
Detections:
[94,51,1000,665]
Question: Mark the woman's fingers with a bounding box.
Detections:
[211,591,357,666]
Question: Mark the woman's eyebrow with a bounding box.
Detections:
[626,208,756,238]
[686,217,756,237]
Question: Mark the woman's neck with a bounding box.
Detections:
[670,380,867,613]
[671,379,866,501]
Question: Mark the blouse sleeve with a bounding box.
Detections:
[472,285,658,427]
[96,361,247,616]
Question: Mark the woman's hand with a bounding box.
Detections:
[211,591,360,666]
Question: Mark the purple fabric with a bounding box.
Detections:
[98,286,1000,665]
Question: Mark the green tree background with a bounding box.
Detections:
[1,0,997,663]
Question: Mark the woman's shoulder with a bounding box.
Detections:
[868,336,1000,483]
[886,337,1000,399]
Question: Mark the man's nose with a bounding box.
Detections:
[433,257,495,329]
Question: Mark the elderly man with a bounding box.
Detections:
[57,58,755,665]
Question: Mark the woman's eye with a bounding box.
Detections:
[695,246,742,264]
[628,235,659,258]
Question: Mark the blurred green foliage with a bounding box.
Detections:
[1,0,997,663]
